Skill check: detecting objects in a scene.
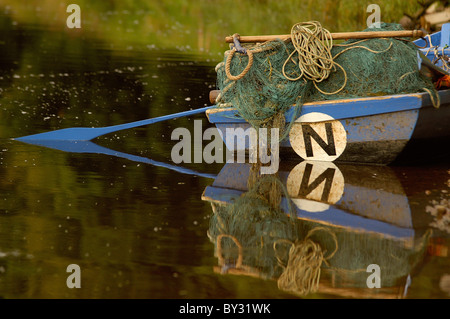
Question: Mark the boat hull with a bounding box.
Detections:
[206,90,450,165]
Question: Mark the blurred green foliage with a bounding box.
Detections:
[0,0,424,54]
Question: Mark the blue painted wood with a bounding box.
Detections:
[281,109,418,145]
[440,23,450,47]
[417,23,450,68]
[210,89,449,163]
[414,32,440,48]
[420,49,450,69]
[282,197,414,239]
[16,105,215,141]
[207,94,422,124]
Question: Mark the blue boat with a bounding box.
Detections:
[206,24,450,165]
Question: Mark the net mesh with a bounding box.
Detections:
[215,22,438,140]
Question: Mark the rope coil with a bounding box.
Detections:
[275,227,338,296]
[225,48,254,81]
[283,21,334,82]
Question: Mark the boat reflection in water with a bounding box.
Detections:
[202,161,437,299]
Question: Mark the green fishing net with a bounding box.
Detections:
[310,23,437,101]
[215,22,438,140]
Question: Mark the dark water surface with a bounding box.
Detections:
[0,13,449,299]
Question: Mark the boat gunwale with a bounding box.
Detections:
[206,89,450,123]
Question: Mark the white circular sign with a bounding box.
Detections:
[289,112,347,161]
[286,161,344,212]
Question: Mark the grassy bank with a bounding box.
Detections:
[0,0,423,54]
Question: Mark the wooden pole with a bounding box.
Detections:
[225,30,424,43]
